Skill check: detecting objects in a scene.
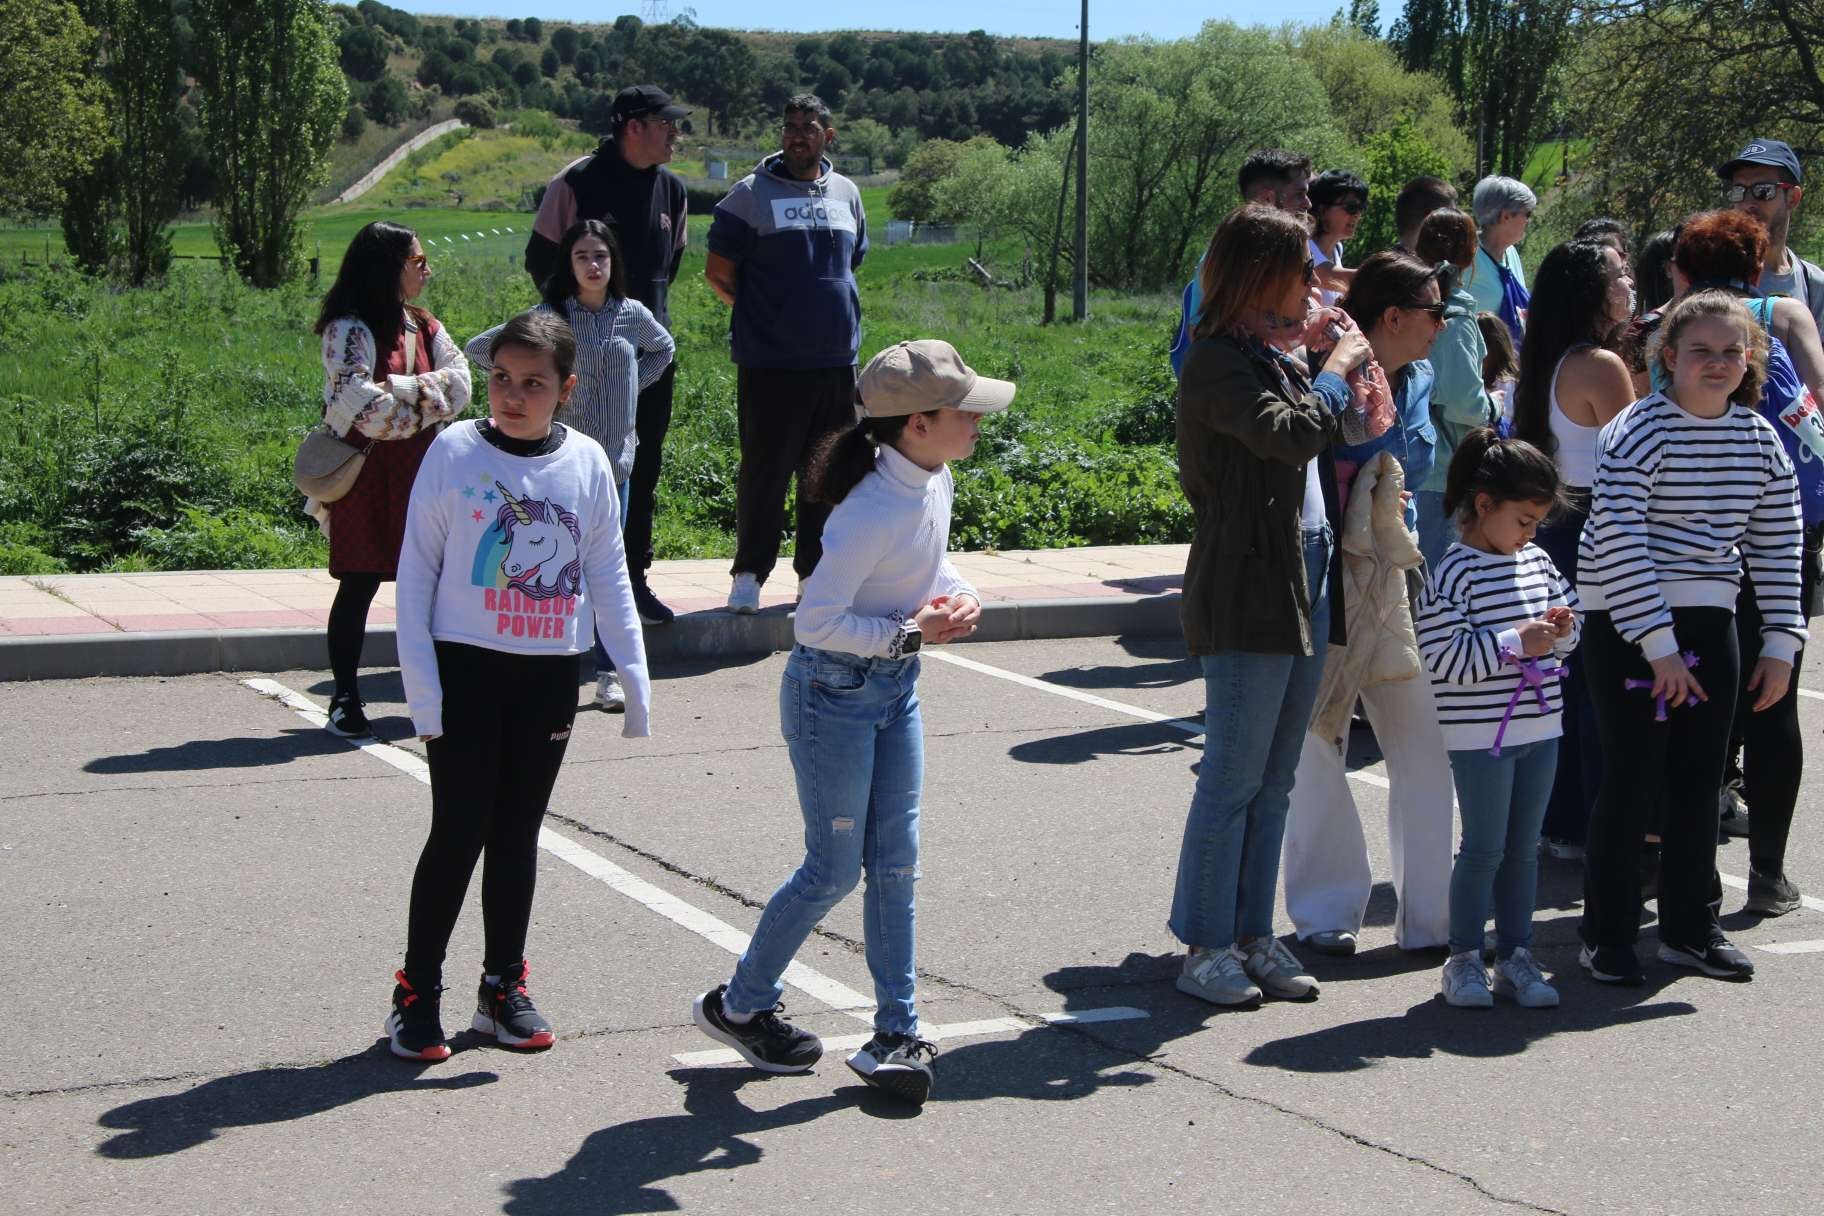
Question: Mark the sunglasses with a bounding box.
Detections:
[405,254,429,269]
[1334,200,1365,215]
[1303,259,1317,285]
[1725,182,1796,203]
[1404,301,1448,320]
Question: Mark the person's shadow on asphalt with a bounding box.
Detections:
[94,1045,497,1158]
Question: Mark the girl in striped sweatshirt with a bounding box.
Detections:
[1576,291,1806,986]
[1417,432,1579,1009]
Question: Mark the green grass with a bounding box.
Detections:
[1522,138,1592,191]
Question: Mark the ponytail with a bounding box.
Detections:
[805,414,916,505]
[1443,427,1565,524]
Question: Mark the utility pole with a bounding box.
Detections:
[1072,0,1088,321]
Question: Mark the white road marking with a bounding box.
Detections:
[243,678,878,1020]
[671,1006,1151,1067]
[922,654,1824,908]
[1753,939,1824,954]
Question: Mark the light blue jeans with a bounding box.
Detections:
[1446,737,1559,956]
[727,644,924,1035]
[1170,527,1333,949]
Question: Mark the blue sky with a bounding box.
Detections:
[388,1,1356,43]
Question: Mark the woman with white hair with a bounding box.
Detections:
[1468,175,1538,345]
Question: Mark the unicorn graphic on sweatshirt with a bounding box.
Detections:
[493,481,582,600]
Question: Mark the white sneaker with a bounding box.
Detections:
[1440,950,1494,1008]
[1241,935,1319,1000]
[1175,945,1262,1007]
[594,671,625,713]
[1492,947,1559,1007]
[727,573,760,614]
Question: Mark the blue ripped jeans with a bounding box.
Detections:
[726,644,924,1036]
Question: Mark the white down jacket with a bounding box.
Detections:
[1308,451,1425,747]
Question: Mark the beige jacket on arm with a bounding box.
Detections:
[1307,451,1425,748]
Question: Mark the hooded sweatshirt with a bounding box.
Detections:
[706,154,868,369]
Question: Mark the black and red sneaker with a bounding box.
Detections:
[473,960,556,1050]
[386,970,451,1061]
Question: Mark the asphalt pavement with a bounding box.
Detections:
[4,635,1822,1214]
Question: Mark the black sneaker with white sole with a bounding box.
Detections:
[386,970,451,1061]
[1659,935,1755,980]
[692,985,822,1073]
[326,694,372,738]
[1744,868,1801,917]
[1580,943,1645,986]
[632,579,675,626]
[846,1031,937,1105]
[473,960,556,1049]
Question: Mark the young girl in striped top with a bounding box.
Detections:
[1417,431,1579,1008]
[1577,291,1806,986]
[467,220,674,712]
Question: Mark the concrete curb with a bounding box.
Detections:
[0,594,1182,682]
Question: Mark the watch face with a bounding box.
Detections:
[903,626,923,653]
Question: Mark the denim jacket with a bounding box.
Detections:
[1333,358,1436,529]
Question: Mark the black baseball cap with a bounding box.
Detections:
[1718,139,1803,184]
[610,85,690,124]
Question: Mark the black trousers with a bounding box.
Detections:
[732,365,859,584]
[1730,533,1818,875]
[1534,495,1603,845]
[623,362,677,578]
[1581,607,1739,948]
[403,642,578,987]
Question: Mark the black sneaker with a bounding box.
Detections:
[1718,784,1750,840]
[631,579,675,626]
[691,984,822,1073]
[846,1031,937,1105]
[1744,868,1802,917]
[1579,943,1645,986]
[472,960,555,1049]
[326,694,372,738]
[1659,935,1755,980]
[386,969,451,1061]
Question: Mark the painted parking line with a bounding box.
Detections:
[671,1006,1151,1067]
[924,652,1823,909]
[243,678,878,1021]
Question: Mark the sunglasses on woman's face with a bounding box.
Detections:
[1404,300,1448,321]
[1335,200,1365,215]
[405,254,429,269]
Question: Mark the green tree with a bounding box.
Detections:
[364,70,408,125]
[888,137,979,221]
[0,0,109,218]
[1356,114,1454,251]
[676,28,756,134]
[522,16,542,42]
[338,21,388,81]
[193,0,347,287]
[550,25,578,63]
[1286,23,1471,178]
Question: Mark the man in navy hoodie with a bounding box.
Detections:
[526,84,690,626]
[705,92,868,612]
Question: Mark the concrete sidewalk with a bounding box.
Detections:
[0,544,1187,680]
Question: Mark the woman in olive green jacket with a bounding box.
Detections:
[1168,203,1370,1008]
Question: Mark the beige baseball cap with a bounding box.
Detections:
[857,339,1016,418]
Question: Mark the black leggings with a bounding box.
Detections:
[327,575,383,700]
[1731,553,1815,875]
[403,642,578,988]
[1582,607,1740,949]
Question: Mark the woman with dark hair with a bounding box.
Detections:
[466,219,674,711]
[1621,228,1679,381]
[1414,208,1501,566]
[1309,169,1368,306]
[1574,217,1631,260]
[1167,203,1370,1006]
[1283,250,1456,959]
[314,220,472,738]
[1509,239,1634,858]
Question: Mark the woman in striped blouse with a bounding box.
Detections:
[1416,431,1578,1009]
[467,220,675,710]
[1577,291,1806,986]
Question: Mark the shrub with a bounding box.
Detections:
[0,521,65,574]
[685,183,729,215]
[132,507,326,570]
[454,97,497,129]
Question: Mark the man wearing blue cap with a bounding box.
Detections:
[1721,139,1824,339]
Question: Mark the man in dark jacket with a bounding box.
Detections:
[526,84,690,624]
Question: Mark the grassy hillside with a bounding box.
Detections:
[358,126,597,212]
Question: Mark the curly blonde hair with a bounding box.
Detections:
[1645,289,1770,407]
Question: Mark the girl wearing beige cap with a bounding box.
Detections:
[692,339,1013,1106]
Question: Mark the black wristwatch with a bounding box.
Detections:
[899,622,923,655]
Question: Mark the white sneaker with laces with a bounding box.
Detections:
[1441,950,1494,1008]
[1241,935,1319,999]
[727,573,761,614]
[1175,945,1262,1007]
[1492,947,1559,1007]
[594,671,625,713]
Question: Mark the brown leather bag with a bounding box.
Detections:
[292,321,417,502]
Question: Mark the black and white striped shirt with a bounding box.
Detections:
[1577,393,1805,663]
[1417,543,1581,751]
